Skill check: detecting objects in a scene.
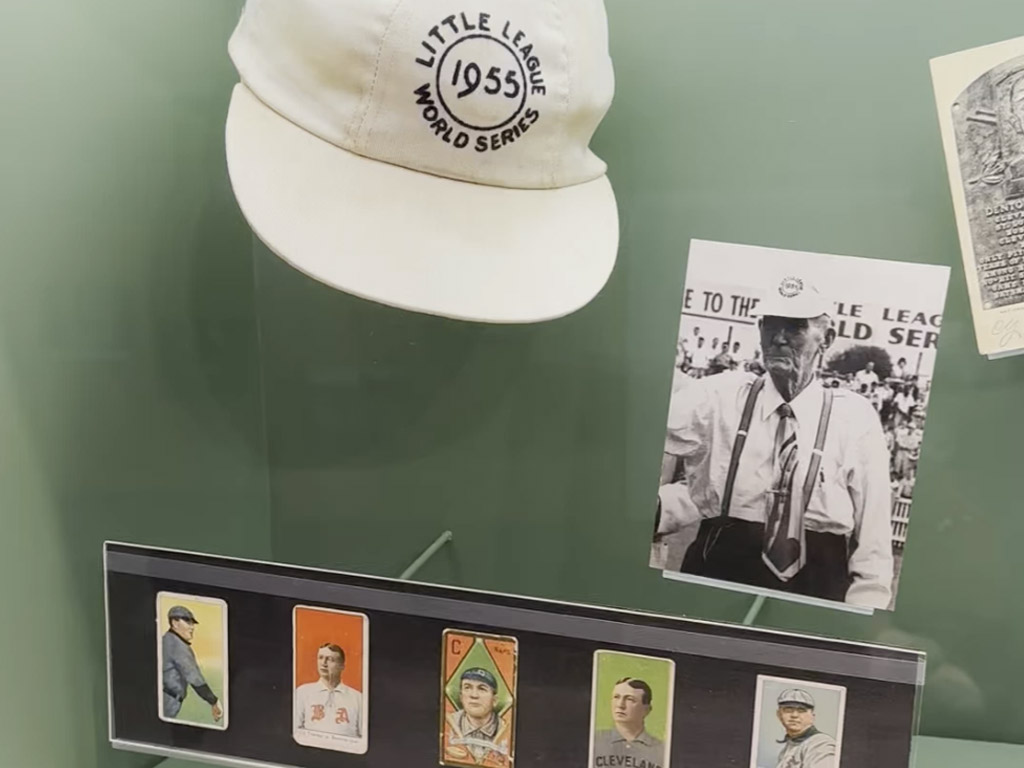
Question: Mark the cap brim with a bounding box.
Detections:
[757,303,831,320]
[225,84,618,324]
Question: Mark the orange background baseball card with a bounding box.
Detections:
[294,606,365,692]
[292,605,369,754]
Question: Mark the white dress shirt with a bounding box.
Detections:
[894,392,916,415]
[659,371,894,608]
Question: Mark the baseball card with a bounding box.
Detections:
[292,605,369,754]
[156,591,228,730]
[749,675,846,768]
[439,629,518,768]
[588,650,674,768]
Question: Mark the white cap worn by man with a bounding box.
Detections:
[757,276,832,320]
[225,0,618,323]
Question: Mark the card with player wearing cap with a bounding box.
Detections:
[292,605,369,754]
[588,650,675,768]
[440,629,518,768]
[748,675,847,768]
[156,591,228,730]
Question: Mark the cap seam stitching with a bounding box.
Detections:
[551,0,570,188]
[349,0,408,149]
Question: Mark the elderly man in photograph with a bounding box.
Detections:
[656,275,893,608]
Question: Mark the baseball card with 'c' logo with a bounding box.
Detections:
[439,629,518,768]
[292,605,369,754]
[156,591,228,730]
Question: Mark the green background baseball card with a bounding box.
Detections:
[589,650,675,768]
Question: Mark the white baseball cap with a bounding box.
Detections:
[758,275,833,319]
[225,0,618,324]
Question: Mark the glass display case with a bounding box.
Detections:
[3,1,1024,767]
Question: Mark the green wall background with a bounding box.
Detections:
[261,0,1024,747]
[0,1,269,767]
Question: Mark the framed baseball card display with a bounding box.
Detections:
[652,239,951,612]
[931,35,1024,357]
[155,591,228,730]
[748,676,846,768]
[292,605,369,754]
[588,650,674,768]
[107,543,923,768]
[440,629,518,768]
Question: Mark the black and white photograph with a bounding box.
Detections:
[651,240,950,610]
[748,675,846,768]
[932,35,1024,356]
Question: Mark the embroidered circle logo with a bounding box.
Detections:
[413,12,546,153]
[778,277,804,298]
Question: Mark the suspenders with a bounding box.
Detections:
[801,386,835,518]
[719,376,835,520]
[719,376,765,518]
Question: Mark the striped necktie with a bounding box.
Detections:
[763,402,806,580]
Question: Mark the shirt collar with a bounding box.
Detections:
[611,729,654,746]
[759,375,824,424]
[786,725,820,743]
[166,629,191,646]
[459,710,499,739]
[317,680,348,693]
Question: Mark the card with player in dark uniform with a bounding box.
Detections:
[588,650,675,768]
[156,591,228,730]
[292,605,369,754]
[439,629,518,768]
